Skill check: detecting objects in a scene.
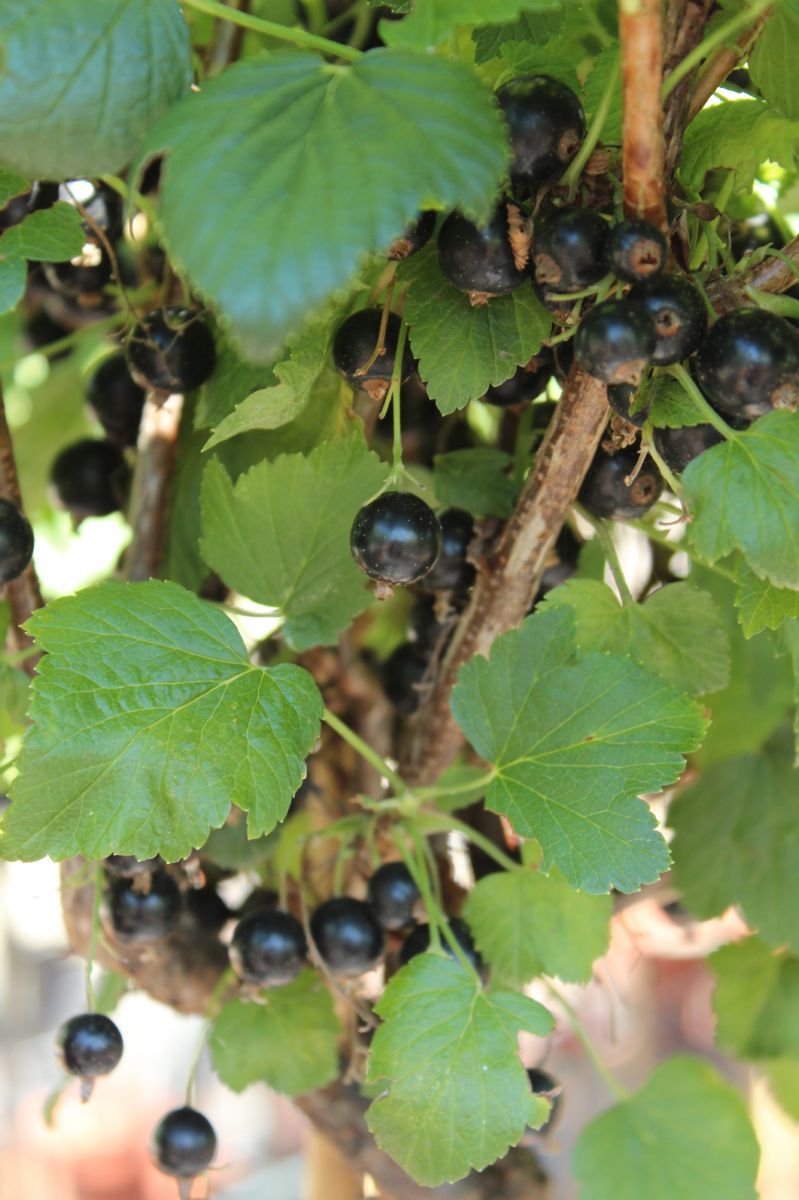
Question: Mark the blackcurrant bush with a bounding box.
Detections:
[0,499,34,584]
[578,444,663,520]
[527,1067,562,1132]
[381,643,428,715]
[229,909,307,986]
[151,1106,217,1180]
[44,245,112,298]
[332,309,415,400]
[399,917,482,970]
[0,180,58,231]
[420,508,475,593]
[437,201,531,298]
[574,298,656,385]
[497,75,586,189]
[695,307,799,420]
[104,854,160,878]
[50,438,130,519]
[482,351,553,406]
[108,869,182,943]
[86,352,146,448]
[185,884,231,933]
[533,207,609,294]
[56,1013,123,1079]
[368,862,420,932]
[126,308,216,392]
[605,218,668,283]
[652,423,723,474]
[628,276,706,365]
[607,382,649,427]
[310,897,385,977]
[350,491,442,586]
[386,210,437,260]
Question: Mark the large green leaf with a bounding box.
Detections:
[711,937,799,1060]
[735,562,799,637]
[681,98,799,190]
[0,0,192,177]
[381,0,560,50]
[433,448,518,517]
[1,202,84,261]
[451,607,706,893]
[142,49,509,359]
[0,581,322,862]
[366,954,553,1185]
[750,2,799,120]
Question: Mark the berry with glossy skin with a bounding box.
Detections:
[482,351,553,407]
[44,245,112,298]
[381,643,428,715]
[50,438,129,519]
[695,307,799,420]
[607,382,650,427]
[606,218,668,283]
[386,210,437,260]
[87,353,146,448]
[56,1013,123,1079]
[527,1067,562,1132]
[533,207,609,294]
[108,870,182,943]
[437,201,531,298]
[0,499,33,584]
[151,1107,217,1180]
[350,491,441,586]
[628,276,706,365]
[497,75,585,189]
[400,917,482,969]
[332,309,415,400]
[185,884,231,933]
[126,308,216,392]
[368,862,420,931]
[420,508,475,593]
[310,897,385,977]
[652,423,724,474]
[578,444,664,520]
[574,298,656,385]
[230,909,307,985]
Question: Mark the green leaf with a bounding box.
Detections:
[401,246,550,414]
[573,1057,759,1200]
[451,607,707,893]
[646,373,705,428]
[766,1059,799,1122]
[382,0,560,50]
[200,433,389,649]
[683,412,799,589]
[541,579,731,696]
[0,661,29,741]
[681,99,799,191]
[670,736,799,950]
[0,167,29,208]
[195,339,274,431]
[472,10,564,64]
[783,618,799,763]
[750,3,799,120]
[0,0,192,178]
[143,50,509,360]
[0,255,25,315]
[464,866,611,985]
[0,580,322,863]
[433,448,517,517]
[581,45,623,144]
[1,202,85,261]
[711,937,799,1060]
[210,971,340,1096]
[366,954,553,1186]
[735,562,799,637]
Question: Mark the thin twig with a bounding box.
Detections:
[123,393,184,582]
[687,5,773,120]
[620,0,668,230]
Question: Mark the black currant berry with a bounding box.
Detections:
[50,439,129,520]
[578,444,664,520]
[368,862,420,932]
[185,884,231,933]
[0,499,34,584]
[0,180,58,231]
[310,897,385,977]
[437,201,531,298]
[533,207,609,294]
[108,870,182,943]
[605,218,668,283]
[332,309,415,400]
[497,75,586,189]
[574,298,656,385]
[350,491,442,586]
[695,307,799,420]
[229,909,307,986]
[381,643,428,715]
[151,1106,217,1180]
[126,308,216,392]
[536,525,581,600]
[628,276,706,365]
[420,509,474,593]
[482,351,553,406]
[527,1067,562,1132]
[386,210,437,260]
[56,1013,123,1079]
[104,854,160,878]
[652,423,724,474]
[44,245,112,298]
[607,383,650,427]
[86,352,146,448]
[399,917,482,970]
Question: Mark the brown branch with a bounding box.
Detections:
[0,383,43,673]
[620,0,668,230]
[123,392,183,582]
[707,232,799,312]
[687,5,773,121]
[662,0,715,180]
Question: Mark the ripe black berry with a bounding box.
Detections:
[652,423,724,474]
[108,869,182,943]
[87,353,146,448]
[368,862,420,931]
[386,210,436,260]
[527,1067,562,1132]
[185,884,231,933]
[151,1106,217,1180]
[605,218,668,283]
[695,307,799,420]
[497,75,586,190]
[400,917,482,969]
[0,499,33,584]
[310,897,385,977]
[420,508,474,593]
[332,309,415,400]
[537,525,581,600]
[229,909,307,986]
[350,491,442,586]
[533,207,609,294]
[574,298,656,385]
[628,276,706,365]
[482,351,553,406]
[50,438,129,520]
[126,308,216,392]
[607,383,649,427]
[44,245,112,298]
[578,444,663,520]
[381,643,428,715]
[56,1013,123,1079]
[437,200,531,298]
